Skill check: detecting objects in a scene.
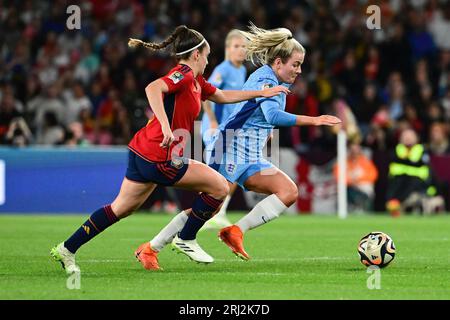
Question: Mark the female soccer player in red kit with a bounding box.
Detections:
[50,25,290,273]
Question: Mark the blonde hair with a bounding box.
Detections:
[224,29,246,61]
[239,23,305,66]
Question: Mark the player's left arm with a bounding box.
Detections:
[208,86,291,104]
[260,99,341,127]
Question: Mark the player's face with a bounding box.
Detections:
[276,51,304,84]
[197,43,210,75]
[227,37,247,63]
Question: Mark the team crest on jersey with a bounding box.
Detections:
[171,158,185,169]
[168,71,184,84]
[214,72,222,83]
[262,83,273,90]
[226,163,236,175]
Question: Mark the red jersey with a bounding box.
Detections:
[128,64,217,162]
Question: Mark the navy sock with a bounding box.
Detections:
[179,193,223,240]
[64,205,119,253]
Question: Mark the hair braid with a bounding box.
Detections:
[128,25,189,51]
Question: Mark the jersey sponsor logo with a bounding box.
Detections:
[168,71,184,84]
[262,83,273,90]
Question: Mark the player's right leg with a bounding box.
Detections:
[51,151,157,272]
[171,159,229,263]
[149,159,229,263]
[219,166,298,260]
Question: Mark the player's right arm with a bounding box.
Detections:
[145,79,175,148]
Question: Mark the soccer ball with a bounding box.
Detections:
[357,231,396,268]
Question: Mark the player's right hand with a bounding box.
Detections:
[160,126,175,148]
[210,120,219,130]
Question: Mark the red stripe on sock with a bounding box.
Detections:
[190,209,207,221]
[104,205,118,223]
[88,218,100,233]
[200,193,222,208]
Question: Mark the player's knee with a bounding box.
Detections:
[279,184,298,207]
[211,177,230,200]
[111,202,136,219]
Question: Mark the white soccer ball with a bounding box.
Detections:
[357,231,396,268]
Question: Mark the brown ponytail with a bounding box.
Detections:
[128,25,206,60]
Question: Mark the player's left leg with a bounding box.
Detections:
[51,178,157,273]
[219,167,298,260]
[200,182,238,231]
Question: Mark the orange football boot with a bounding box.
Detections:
[386,199,401,218]
[135,242,162,270]
[218,225,250,260]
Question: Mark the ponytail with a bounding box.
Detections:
[240,22,305,66]
[128,25,188,51]
[128,25,206,60]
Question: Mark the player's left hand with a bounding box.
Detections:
[314,115,342,126]
[261,85,291,97]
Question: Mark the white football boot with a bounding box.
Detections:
[200,211,232,231]
[50,242,80,274]
[171,234,214,264]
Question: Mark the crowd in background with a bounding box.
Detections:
[0,0,449,212]
[1,0,449,154]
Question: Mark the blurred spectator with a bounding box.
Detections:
[37,111,64,145]
[74,39,100,85]
[333,140,378,212]
[64,122,90,147]
[4,117,33,146]
[354,82,383,136]
[62,82,92,126]
[0,89,23,141]
[386,128,444,216]
[27,83,64,138]
[428,122,450,155]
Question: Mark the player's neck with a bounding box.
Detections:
[229,59,243,68]
[269,65,283,84]
[179,60,198,76]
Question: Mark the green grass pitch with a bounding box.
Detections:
[1,213,449,300]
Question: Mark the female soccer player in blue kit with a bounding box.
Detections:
[146,24,341,268]
[201,29,248,230]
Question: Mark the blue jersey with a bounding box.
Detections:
[201,60,246,136]
[214,64,293,163]
[206,64,296,190]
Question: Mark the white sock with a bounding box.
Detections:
[150,210,188,251]
[215,195,231,218]
[236,194,287,233]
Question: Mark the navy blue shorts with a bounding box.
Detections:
[125,151,189,186]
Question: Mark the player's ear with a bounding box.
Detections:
[273,57,282,69]
[193,49,200,61]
